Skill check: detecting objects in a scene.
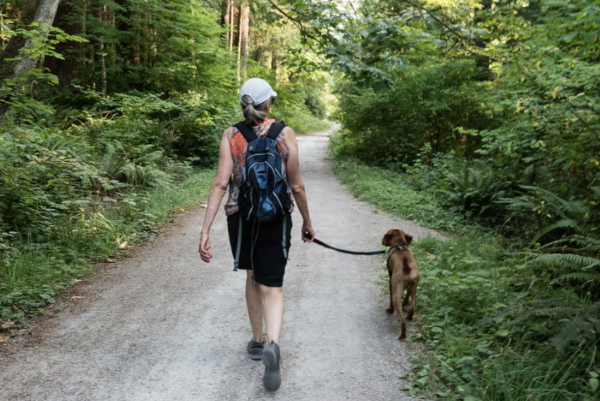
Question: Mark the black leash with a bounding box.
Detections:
[303,232,399,256]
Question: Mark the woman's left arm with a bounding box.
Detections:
[199,128,234,263]
[284,127,315,243]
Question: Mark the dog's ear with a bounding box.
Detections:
[405,233,413,246]
[382,230,395,246]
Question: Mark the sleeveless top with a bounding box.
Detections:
[224,119,295,217]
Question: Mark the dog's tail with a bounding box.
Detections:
[403,256,411,274]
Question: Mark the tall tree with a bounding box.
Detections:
[238,1,249,82]
[0,0,61,111]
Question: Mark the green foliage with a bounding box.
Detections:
[0,128,98,238]
[60,0,228,94]
[334,60,487,166]
[523,190,600,300]
[270,80,331,134]
[330,155,599,400]
[0,170,213,327]
[435,159,515,221]
[0,22,87,111]
[330,155,460,232]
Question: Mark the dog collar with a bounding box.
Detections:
[387,244,404,253]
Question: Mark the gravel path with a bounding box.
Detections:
[0,125,440,400]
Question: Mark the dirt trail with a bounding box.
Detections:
[0,125,440,400]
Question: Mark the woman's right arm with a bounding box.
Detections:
[199,128,234,263]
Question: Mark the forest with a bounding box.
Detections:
[1,0,599,400]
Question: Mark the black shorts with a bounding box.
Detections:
[227,213,292,287]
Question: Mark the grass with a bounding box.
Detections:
[332,158,461,232]
[0,170,214,328]
[329,155,598,400]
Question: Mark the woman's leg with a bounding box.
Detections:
[246,270,263,341]
[260,284,284,343]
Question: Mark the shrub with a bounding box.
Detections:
[335,60,489,166]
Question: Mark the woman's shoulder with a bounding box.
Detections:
[281,124,296,138]
[224,125,239,141]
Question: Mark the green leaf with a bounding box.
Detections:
[590,378,599,391]
[495,329,510,337]
[583,33,596,45]
[561,31,579,42]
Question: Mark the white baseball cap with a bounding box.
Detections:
[240,78,277,105]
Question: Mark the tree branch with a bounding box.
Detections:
[403,0,501,62]
[266,0,326,62]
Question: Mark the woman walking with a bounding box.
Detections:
[198,77,314,391]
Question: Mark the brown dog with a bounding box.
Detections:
[382,229,420,340]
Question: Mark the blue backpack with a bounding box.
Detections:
[234,121,291,223]
[232,121,291,272]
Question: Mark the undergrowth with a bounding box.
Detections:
[331,156,599,400]
[0,171,213,328]
[331,159,461,232]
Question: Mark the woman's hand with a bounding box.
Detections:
[302,222,315,243]
[199,232,213,263]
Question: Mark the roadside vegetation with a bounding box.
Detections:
[330,156,597,400]
[323,0,600,399]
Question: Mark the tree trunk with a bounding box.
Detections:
[1,13,5,48]
[0,0,61,118]
[229,1,235,52]
[99,4,108,97]
[0,0,60,77]
[191,0,197,82]
[236,3,241,82]
[271,46,279,83]
[239,2,249,82]
[224,0,231,48]
[0,0,40,70]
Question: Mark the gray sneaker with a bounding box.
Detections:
[247,339,265,360]
[262,341,281,391]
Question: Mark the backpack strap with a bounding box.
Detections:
[234,121,257,142]
[266,121,287,140]
[234,120,287,142]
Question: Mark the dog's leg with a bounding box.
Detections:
[393,282,407,341]
[402,290,410,313]
[407,285,416,321]
[386,269,394,314]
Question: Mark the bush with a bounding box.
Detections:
[0,128,98,238]
[335,60,489,166]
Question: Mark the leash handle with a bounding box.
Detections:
[303,231,313,241]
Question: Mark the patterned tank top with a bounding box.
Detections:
[224,119,295,216]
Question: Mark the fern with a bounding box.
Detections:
[551,272,600,285]
[517,184,600,295]
[98,143,171,189]
[550,302,600,353]
[436,160,509,217]
[528,253,600,269]
[502,298,574,327]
